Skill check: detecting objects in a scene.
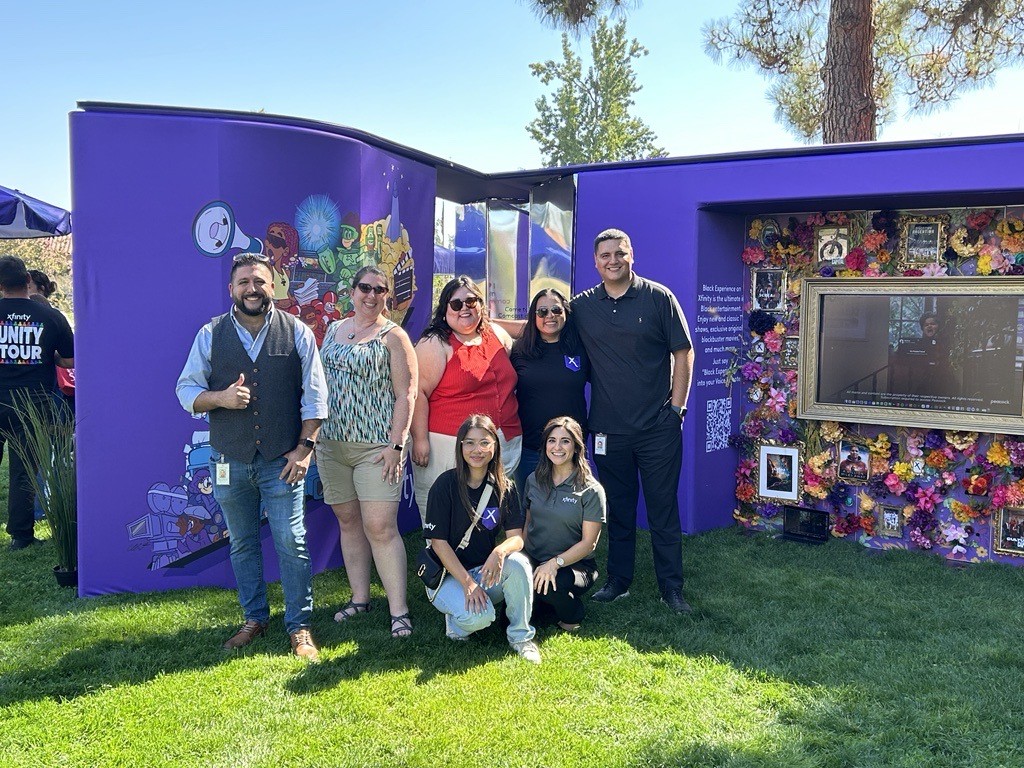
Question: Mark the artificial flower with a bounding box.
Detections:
[741,246,766,265]
[821,421,844,443]
[962,473,991,496]
[921,262,948,277]
[966,209,996,231]
[905,431,925,458]
[944,431,978,451]
[977,253,993,275]
[987,441,1011,467]
[861,230,888,252]
[763,330,783,353]
[748,310,776,336]
[902,268,924,277]
[914,485,941,512]
[748,219,764,240]
[736,482,756,502]
[950,226,984,258]
[1004,439,1024,466]
[765,387,787,413]
[892,462,915,482]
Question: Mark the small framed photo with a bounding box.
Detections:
[899,215,948,266]
[755,441,802,503]
[877,504,903,538]
[836,439,870,483]
[815,225,849,265]
[759,217,781,248]
[751,268,786,313]
[780,336,800,370]
[993,507,1024,557]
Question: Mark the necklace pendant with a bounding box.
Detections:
[347,332,356,340]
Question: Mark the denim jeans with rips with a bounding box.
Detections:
[211,453,313,634]
[427,551,535,644]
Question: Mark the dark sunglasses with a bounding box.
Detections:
[356,282,388,295]
[448,296,481,311]
[266,233,287,250]
[535,306,564,318]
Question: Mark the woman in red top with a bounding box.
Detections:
[411,276,521,522]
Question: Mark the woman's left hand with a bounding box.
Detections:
[480,550,506,589]
[375,447,404,485]
[533,559,559,595]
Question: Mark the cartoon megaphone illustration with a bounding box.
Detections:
[192,201,263,258]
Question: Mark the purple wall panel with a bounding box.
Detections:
[71,111,435,596]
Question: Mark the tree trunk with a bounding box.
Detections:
[822,0,876,143]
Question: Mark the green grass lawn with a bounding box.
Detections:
[3,467,1024,767]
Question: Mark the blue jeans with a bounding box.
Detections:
[428,551,535,644]
[211,454,313,634]
[515,447,540,492]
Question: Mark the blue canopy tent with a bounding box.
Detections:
[0,184,72,239]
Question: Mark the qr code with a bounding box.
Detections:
[705,398,731,453]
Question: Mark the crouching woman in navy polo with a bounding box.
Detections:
[423,414,541,663]
[522,416,605,631]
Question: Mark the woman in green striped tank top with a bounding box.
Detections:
[315,266,418,638]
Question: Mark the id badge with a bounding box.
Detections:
[594,433,607,456]
[215,461,231,485]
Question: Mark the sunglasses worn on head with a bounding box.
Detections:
[356,282,388,295]
[233,252,270,263]
[448,296,481,312]
[536,306,564,318]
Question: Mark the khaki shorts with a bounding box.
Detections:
[316,439,401,505]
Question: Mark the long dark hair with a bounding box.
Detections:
[511,288,580,359]
[419,275,489,343]
[534,416,594,493]
[28,269,57,298]
[453,414,511,525]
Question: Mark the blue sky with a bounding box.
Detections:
[5,0,1024,210]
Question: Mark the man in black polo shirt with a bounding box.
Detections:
[0,255,75,551]
[572,229,694,613]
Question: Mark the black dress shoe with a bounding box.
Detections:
[8,537,41,551]
[591,580,630,602]
[661,588,693,614]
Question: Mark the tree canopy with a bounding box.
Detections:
[704,0,1024,143]
[526,17,666,166]
[525,0,640,32]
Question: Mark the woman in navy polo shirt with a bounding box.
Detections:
[510,289,588,490]
[522,416,605,631]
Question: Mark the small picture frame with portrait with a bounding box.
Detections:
[836,438,870,484]
[751,268,786,313]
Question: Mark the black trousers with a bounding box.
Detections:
[529,555,599,624]
[593,418,684,593]
[0,403,38,543]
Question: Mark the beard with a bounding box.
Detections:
[234,292,271,317]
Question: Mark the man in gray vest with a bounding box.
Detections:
[177,253,328,661]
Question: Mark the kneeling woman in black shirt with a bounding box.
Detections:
[424,414,541,663]
[523,416,606,631]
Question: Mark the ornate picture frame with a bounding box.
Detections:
[815,225,850,266]
[993,506,1024,557]
[835,438,870,484]
[899,215,949,267]
[780,336,800,370]
[751,268,786,313]
[754,441,803,503]
[877,504,904,538]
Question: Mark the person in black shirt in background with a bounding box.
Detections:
[0,256,74,550]
[510,288,589,490]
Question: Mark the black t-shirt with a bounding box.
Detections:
[573,275,691,434]
[0,298,74,404]
[511,340,589,450]
[423,469,524,569]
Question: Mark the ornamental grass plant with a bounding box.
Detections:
[2,495,1024,767]
[0,392,76,571]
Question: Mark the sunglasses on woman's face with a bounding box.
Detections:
[448,296,481,312]
[535,306,564,318]
[356,282,388,295]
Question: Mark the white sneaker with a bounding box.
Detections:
[511,639,541,664]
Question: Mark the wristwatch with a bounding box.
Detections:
[391,443,403,452]
[302,438,316,450]
[670,404,687,419]
[555,556,565,567]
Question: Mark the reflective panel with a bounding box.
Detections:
[529,176,575,300]
[487,201,527,320]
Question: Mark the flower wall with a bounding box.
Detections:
[729,206,1024,564]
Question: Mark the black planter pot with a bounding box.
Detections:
[53,565,78,588]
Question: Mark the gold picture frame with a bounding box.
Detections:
[751,268,787,313]
[835,438,870,484]
[877,504,904,538]
[815,225,850,266]
[992,506,1024,557]
[899,215,949,267]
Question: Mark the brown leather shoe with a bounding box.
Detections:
[290,628,320,662]
[222,619,268,650]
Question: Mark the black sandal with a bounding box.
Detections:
[390,613,414,638]
[334,600,371,623]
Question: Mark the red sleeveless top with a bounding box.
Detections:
[428,326,522,437]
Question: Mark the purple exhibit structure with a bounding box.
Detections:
[70,102,1024,595]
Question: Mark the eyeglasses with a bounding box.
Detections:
[266,233,287,250]
[448,296,481,312]
[535,306,564,318]
[461,438,495,450]
[356,282,388,295]
[232,252,270,263]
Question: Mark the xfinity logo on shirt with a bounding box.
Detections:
[481,507,500,530]
[564,355,581,372]
[561,496,579,505]
[422,522,436,531]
